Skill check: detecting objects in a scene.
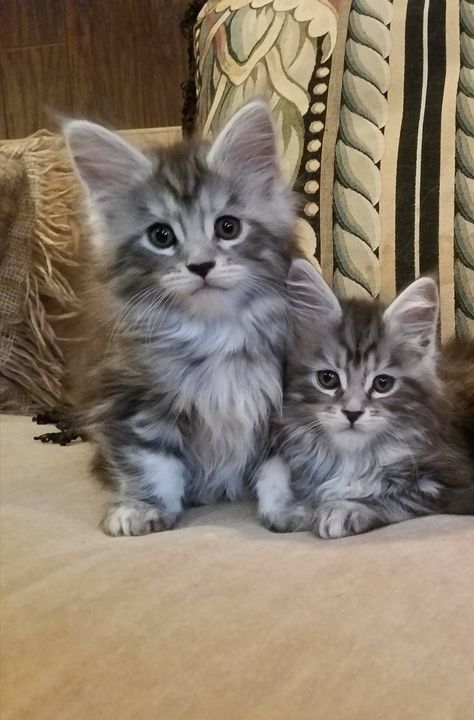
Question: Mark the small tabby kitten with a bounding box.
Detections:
[65,102,296,536]
[256,260,474,538]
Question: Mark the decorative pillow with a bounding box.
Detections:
[0,133,83,413]
[187,0,474,339]
[0,128,183,414]
[189,0,339,271]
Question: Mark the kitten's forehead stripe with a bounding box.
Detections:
[336,300,385,368]
[152,141,214,203]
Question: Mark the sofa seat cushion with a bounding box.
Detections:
[1,415,473,719]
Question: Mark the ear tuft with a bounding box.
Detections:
[64,120,151,197]
[288,259,341,325]
[207,101,279,192]
[383,277,439,349]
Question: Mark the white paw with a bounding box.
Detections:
[313,501,376,539]
[101,500,177,537]
[260,504,311,533]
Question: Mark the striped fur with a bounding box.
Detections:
[65,102,297,535]
[256,260,474,539]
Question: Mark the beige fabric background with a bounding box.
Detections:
[2,415,473,720]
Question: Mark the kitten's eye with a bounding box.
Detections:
[147,223,177,249]
[317,370,340,390]
[372,374,395,393]
[215,215,241,240]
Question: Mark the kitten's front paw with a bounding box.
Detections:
[260,504,311,533]
[101,500,178,537]
[313,501,377,539]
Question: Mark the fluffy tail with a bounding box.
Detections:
[445,487,474,515]
[441,336,474,465]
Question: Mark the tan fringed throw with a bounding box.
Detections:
[0,132,82,413]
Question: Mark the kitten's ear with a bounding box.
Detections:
[64,120,151,197]
[383,277,439,349]
[207,101,279,191]
[288,259,341,326]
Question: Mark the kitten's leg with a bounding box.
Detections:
[310,464,448,539]
[101,448,187,537]
[256,456,310,532]
[312,491,432,539]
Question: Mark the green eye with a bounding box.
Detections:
[317,370,340,390]
[372,374,395,393]
[147,223,177,249]
[214,215,241,240]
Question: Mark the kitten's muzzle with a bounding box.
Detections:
[187,261,216,278]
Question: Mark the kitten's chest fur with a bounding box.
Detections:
[288,440,407,504]
[147,310,287,502]
[180,354,280,500]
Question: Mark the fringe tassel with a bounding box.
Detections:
[1,132,82,411]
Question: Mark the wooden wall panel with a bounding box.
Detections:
[65,0,144,129]
[0,0,66,49]
[0,82,6,139]
[136,0,190,128]
[1,44,71,138]
[0,0,189,139]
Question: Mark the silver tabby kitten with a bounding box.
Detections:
[65,102,296,536]
[256,259,473,539]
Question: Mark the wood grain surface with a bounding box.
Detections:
[0,0,66,49]
[0,79,6,139]
[2,44,71,138]
[0,0,190,138]
[136,0,189,128]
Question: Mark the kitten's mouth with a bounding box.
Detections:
[191,282,226,295]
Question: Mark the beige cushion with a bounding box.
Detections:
[1,415,473,719]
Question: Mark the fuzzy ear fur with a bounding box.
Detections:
[64,120,151,197]
[287,259,341,326]
[383,277,439,350]
[207,101,279,193]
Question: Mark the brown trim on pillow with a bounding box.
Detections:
[181,0,207,137]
